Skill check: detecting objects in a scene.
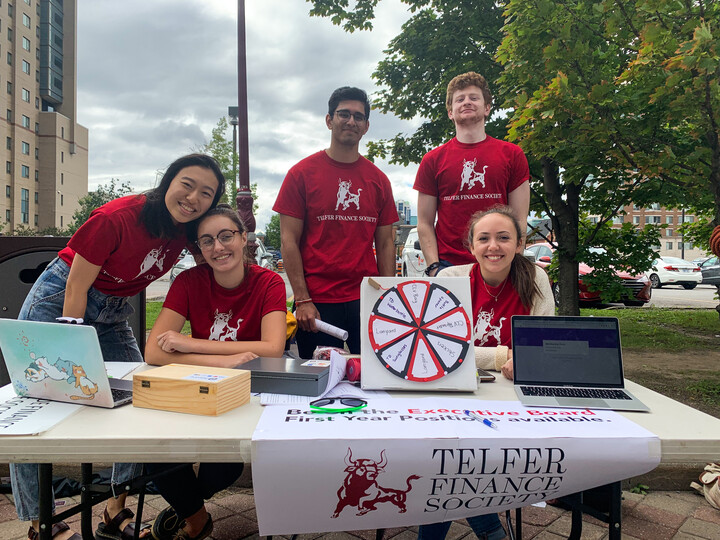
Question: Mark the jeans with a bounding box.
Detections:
[418,513,505,540]
[10,258,142,521]
[144,463,244,519]
[295,299,361,359]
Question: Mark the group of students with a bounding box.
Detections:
[11,80,553,540]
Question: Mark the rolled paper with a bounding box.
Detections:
[314,319,349,341]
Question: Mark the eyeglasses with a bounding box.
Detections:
[309,397,368,413]
[335,109,367,123]
[196,229,241,251]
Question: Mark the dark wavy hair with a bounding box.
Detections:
[466,205,540,309]
[328,86,371,121]
[139,153,226,239]
[193,204,253,264]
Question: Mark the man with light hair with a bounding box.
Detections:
[414,71,530,276]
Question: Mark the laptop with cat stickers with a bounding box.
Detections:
[0,319,133,408]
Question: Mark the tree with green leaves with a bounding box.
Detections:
[309,0,506,165]
[264,213,281,249]
[200,117,258,214]
[307,0,712,315]
[498,0,720,312]
[68,178,133,234]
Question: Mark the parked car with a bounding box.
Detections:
[525,243,652,306]
[169,249,196,282]
[254,237,276,271]
[645,256,702,289]
[692,256,712,266]
[695,256,720,286]
[401,228,427,277]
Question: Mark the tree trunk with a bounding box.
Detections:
[542,158,580,315]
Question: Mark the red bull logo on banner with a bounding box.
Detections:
[332,447,421,518]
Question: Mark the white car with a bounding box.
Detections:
[401,228,426,277]
[646,256,702,289]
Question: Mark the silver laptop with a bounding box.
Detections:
[0,319,133,408]
[512,315,649,412]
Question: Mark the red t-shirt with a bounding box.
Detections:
[414,136,529,265]
[58,195,187,297]
[273,151,399,302]
[469,263,530,348]
[163,263,286,341]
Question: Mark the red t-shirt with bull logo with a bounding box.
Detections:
[59,195,188,297]
[469,263,529,348]
[273,151,399,303]
[414,136,529,265]
[163,263,286,341]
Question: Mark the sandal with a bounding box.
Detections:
[95,507,151,540]
[151,506,183,540]
[172,514,213,540]
[28,522,81,540]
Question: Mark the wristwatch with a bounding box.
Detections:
[424,262,441,276]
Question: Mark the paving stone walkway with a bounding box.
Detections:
[1,485,719,539]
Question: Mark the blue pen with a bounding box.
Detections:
[464,409,499,430]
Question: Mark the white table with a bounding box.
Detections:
[3,378,718,465]
[2,376,719,539]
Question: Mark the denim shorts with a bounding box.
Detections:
[19,257,142,363]
[11,257,142,520]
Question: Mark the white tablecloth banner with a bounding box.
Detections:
[252,398,660,536]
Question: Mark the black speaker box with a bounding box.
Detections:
[0,237,146,387]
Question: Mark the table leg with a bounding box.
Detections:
[608,481,622,540]
[38,463,53,540]
[81,464,94,540]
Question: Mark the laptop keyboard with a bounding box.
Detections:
[520,386,631,400]
[111,388,133,402]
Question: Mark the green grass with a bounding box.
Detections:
[687,379,720,405]
[146,301,163,331]
[145,301,190,334]
[581,307,720,351]
[147,301,719,351]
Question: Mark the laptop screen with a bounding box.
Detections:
[511,316,624,388]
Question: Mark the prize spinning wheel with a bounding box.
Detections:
[368,280,471,382]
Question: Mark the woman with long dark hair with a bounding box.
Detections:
[12,154,225,540]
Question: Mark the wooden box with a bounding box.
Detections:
[133,364,251,416]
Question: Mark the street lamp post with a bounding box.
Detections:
[235,0,256,246]
[227,106,239,197]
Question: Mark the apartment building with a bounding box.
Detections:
[2,0,87,232]
[608,204,705,260]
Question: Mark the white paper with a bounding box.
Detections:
[105,361,144,380]
[260,382,389,405]
[314,319,349,341]
[0,385,80,435]
[252,398,660,536]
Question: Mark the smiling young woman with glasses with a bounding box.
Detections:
[144,203,287,540]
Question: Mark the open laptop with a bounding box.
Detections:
[0,319,133,408]
[512,315,649,412]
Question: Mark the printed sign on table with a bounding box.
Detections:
[0,385,80,435]
[252,398,660,536]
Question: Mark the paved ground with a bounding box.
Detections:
[1,480,719,540]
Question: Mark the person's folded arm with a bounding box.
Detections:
[145,309,287,368]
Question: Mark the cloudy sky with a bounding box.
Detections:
[76,0,423,232]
